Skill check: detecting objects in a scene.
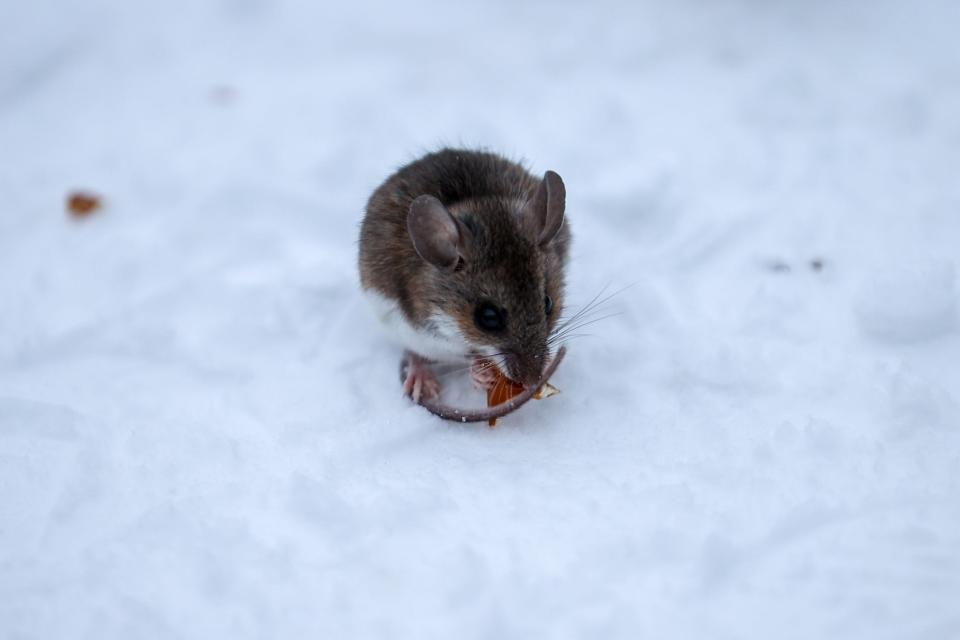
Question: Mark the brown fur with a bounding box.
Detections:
[359,148,571,385]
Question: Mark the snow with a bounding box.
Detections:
[855,260,957,343]
[2,0,960,637]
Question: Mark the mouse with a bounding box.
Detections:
[358,148,570,404]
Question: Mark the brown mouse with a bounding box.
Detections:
[358,148,570,405]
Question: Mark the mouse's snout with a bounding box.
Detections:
[504,350,549,388]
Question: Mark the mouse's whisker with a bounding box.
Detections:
[430,351,512,381]
[548,332,593,347]
[555,282,635,334]
[549,311,624,344]
[570,281,622,311]
[556,283,632,322]
[552,288,622,335]
[557,332,593,340]
[553,311,623,335]
[433,362,481,379]
[554,284,610,332]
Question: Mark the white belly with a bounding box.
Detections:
[362,289,472,363]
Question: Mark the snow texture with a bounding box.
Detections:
[2,0,960,638]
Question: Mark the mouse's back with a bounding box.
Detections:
[365,148,538,223]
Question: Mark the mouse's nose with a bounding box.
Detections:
[505,351,548,388]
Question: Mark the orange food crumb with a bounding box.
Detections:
[67,191,102,218]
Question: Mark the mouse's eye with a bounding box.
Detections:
[544,294,554,317]
[474,302,506,333]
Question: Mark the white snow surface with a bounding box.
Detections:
[3,0,960,638]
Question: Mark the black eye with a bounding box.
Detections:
[544,294,554,317]
[474,302,506,332]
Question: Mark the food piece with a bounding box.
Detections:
[67,191,102,217]
[485,365,560,427]
[534,382,560,400]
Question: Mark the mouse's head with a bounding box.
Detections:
[407,171,569,387]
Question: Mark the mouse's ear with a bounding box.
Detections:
[408,195,463,270]
[520,170,565,246]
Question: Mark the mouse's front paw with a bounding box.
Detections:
[401,351,440,404]
[470,357,500,391]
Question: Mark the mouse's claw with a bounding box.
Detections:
[401,351,440,404]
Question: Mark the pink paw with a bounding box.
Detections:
[402,352,440,404]
[470,357,499,391]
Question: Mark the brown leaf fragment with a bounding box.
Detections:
[67,191,102,218]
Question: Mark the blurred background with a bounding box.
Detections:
[2,0,959,638]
